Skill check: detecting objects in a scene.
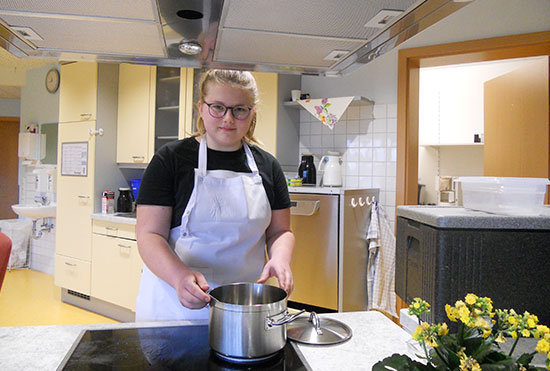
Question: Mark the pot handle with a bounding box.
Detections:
[266,309,306,328]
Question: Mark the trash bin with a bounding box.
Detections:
[0,219,33,269]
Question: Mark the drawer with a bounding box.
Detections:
[92,219,136,240]
[54,254,91,295]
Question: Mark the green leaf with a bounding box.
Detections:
[372,353,435,371]
[480,358,517,370]
[516,352,535,365]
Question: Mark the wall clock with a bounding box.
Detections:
[45,68,60,93]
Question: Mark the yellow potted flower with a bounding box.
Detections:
[374,294,550,370]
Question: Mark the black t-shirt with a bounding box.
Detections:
[137,137,291,229]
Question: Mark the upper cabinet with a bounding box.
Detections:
[59,62,98,123]
[116,64,194,164]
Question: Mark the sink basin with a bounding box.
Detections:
[11,203,57,219]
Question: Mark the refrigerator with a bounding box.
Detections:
[288,188,379,312]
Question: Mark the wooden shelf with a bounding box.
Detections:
[420,143,484,148]
[282,96,373,108]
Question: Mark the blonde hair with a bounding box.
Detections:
[193,69,261,145]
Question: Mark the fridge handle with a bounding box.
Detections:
[290,200,320,216]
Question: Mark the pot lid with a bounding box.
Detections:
[286,312,352,345]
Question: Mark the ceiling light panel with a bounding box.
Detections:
[0,0,158,21]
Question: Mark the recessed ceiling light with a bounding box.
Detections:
[364,9,403,29]
[176,9,203,20]
[11,26,43,41]
[324,50,350,61]
[178,40,202,55]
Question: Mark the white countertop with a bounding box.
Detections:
[0,311,417,371]
[91,212,136,225]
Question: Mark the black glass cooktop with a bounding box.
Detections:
[59,325,310,370]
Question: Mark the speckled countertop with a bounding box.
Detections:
[0,311,417,371]
[397,205,550,229]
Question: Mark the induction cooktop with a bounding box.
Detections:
[58,324,311,370]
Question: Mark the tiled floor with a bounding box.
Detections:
[0,269,118,326]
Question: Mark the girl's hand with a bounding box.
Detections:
[174,269,211,309]
[257,258,294,295]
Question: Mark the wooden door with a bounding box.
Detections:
[484,57,549,178]
[0,117,19,219]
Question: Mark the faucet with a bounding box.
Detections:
[34,195,49,205]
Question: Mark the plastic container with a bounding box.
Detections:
[456,177,550,216]
[129,179,142,200]
[0,219,32,268]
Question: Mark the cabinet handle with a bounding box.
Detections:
[65,262,76,267]
[80,113,92,120]
[77,195,89,199]
[106,227,118,231]
[118,244,131,249]
[132,156,145,163]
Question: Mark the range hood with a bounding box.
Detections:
[0,0,474,76]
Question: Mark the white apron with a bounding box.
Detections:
[136,137,272,321]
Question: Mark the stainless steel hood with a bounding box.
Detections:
[0,0,474,76]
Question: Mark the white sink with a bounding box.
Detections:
[11,203,57,220]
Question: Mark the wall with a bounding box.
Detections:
[300,0,550,223]
[19,64,60,274]
[0,99,20,116]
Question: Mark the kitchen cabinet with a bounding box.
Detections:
[59,62,98,123]
[55,63,129,295]
[116,64,194,164]
[91,220,142,311]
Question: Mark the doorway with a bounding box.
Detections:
[0,117,20,219]
[396,31,550,206]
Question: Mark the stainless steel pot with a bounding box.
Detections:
[207,282,303,360]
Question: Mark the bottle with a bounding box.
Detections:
[101,189,115,214]
[298,154,316,185]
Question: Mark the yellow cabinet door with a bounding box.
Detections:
[116,63,156,163]
[56,121,95,261]
[250,72,278,156]
[179,68,195,138]
[59,62,98,123]
[91,233,143,311]
[54,254,92,295]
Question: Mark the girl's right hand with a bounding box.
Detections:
[174,269,211,309]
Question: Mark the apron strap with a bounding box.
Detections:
[199,136,260,175]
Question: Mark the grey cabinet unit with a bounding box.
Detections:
[395,206,550,324]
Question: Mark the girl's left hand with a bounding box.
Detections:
[257,258,294,295]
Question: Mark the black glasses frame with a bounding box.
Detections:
[203,102,253,120]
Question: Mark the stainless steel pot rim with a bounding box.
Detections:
[210,301,285,313]
[208,282,288,312]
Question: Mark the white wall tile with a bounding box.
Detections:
[387,118,397,133]
[359,176,372,188]
[346,120,360,134]
[346,161,359,176]
[373,118,387,133]
[359,162,373,176]
[334,122,347,134]
[372,176,386,190]
[346,134,360,148]
[300,110,312,122]
[386,176,396,191]
[373,162,386,176]
[299,136,311,148]
[386,132,397,147]
[386,191,396,206]
[387,104,397,118]
[360,105,374,120]
[373,133,387,147]
[310,122,323,135]
[334,134,347,148]
[345,176,359,188]
[387,147,397,162]
[322,124,333,135]
[345,148,360,162]
[373,148,387,161]
[300,121,311,135]
[360,148,373,162]
[322,135,334,147]
[373,104,387,119]
[386,162,397,177]
[310,135,322,148]
[359,133,373,148]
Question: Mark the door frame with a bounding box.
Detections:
[396,31,550,206]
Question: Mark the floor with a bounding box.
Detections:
[0,269,119,327]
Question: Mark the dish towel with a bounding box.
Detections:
[366,201,397,317]
[297,96,354,129]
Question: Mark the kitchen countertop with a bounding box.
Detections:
[0,311,418,371]
[288,186,379,195]
[91,212,136,225]
[397,205,550,229]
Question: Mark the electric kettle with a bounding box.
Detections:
[319,151,343,187]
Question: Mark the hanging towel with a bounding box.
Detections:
[366,201,397,317]
[297,96,354,129]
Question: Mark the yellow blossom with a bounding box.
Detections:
[465,293,477,305]
[446,304,457,321]
[509,316,518,325]
[522,329,531,337]
[528,318,537,328]
[438,323,449,336]
[456,300,465,308]
[536,339,550,354]
[537,325,550,334]
[414,302,420,309]
[483,329,492,338]
[496,332,506,343]
[512,330,518,339]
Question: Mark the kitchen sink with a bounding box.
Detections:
[11,203,56,220]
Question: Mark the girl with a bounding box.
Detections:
[135,69,295,321]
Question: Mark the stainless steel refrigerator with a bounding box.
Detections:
[288,188,379,312]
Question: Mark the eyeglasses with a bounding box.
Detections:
[203,102,253,120]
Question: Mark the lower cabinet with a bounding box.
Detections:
[91,220,143,311]
[54,255,92,295]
